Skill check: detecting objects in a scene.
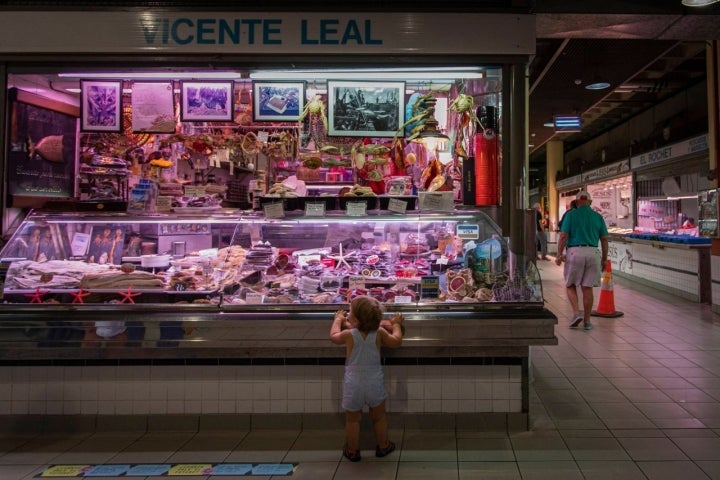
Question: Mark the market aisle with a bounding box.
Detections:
[1,258,720,480]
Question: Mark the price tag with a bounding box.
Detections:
[387,198,408,214]
[345,201,367,217]
[156,195,173,212]
[348,276,365,290]
[305,202,326,217]
[246,292,264,304]
[436,256,449,265]
[420,275,440,299]
[257,130,270,143]
[184,185,206,197]
[420,192,454,211]
[394,295,413,304]
[264,202,285,218]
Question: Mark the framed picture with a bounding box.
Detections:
[6,88,78,200]
[80,80,122,132]
[327,80,404,137]
[180,81,234,121]
[131,81,175,133]
[253,81,305,122]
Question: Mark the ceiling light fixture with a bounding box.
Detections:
[682,0,720,6]
[58,71,244,80]
[249,67,485,81]
[413,95,450,152]
[585,78,611,90]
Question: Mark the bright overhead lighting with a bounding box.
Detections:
[543,121,555,127]
[58,71,243,80]
[249,67,484,80]
[585,80,611,90]
[682,0,720,6]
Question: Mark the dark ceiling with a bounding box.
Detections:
[529,2,720,178]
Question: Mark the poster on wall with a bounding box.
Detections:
[131,81,175,133]
[6,89,77,199]
[80,80,122,132]
[586,184,616,226]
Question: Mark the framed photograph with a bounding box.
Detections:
[80,80,122,132]
[131,81,175,133]
[327,80,404,137]
[253,81,305,122]
[180,81,234,121]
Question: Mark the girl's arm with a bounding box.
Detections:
[380,313,403,348]
[330,310,351,345]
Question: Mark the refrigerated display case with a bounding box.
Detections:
[0,209,554,355]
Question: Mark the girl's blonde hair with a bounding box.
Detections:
[350,295,384,333]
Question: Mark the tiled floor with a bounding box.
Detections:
[2,259,720,479]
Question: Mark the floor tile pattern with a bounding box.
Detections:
[2,259,720,479]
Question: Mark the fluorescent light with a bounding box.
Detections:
[682,0,720,5]
[585,80,611,90]
[249,67,485,80]
[58,71,243,80]
[667,195,699,200]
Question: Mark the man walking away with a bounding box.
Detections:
[554,191,609,331]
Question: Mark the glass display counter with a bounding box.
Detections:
[0,208,555,358]
[0,209,556,420]
[1,209,543,307]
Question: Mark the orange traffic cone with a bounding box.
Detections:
[591,260,624,318]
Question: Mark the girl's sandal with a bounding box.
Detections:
[343,445,361,462]
[375,441,396,458]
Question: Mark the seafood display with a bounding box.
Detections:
[0,214,542,306]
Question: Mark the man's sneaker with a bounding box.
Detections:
[583,322,594,331]
[569,313,583,327]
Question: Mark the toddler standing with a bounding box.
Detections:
[330,295,404,462]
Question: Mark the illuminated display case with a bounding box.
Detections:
[0,210,555,364]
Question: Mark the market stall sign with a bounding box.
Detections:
[630,134,709,170]
[0,12,534,55]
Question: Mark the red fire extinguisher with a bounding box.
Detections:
[473,105,498,206]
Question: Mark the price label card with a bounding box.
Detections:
[420,275,440,299]
[394,295,413,304]
[264,202,285,218]
[345,201,367,217]
[246,292,264,304]
[387,198,408,214]
[348,276,365,290]
[257,130,270,143]
[305,202,326,217]
[156,195,173,212]
[184,186,206,197]
[420,192,454,211]
[436,256,449,265]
